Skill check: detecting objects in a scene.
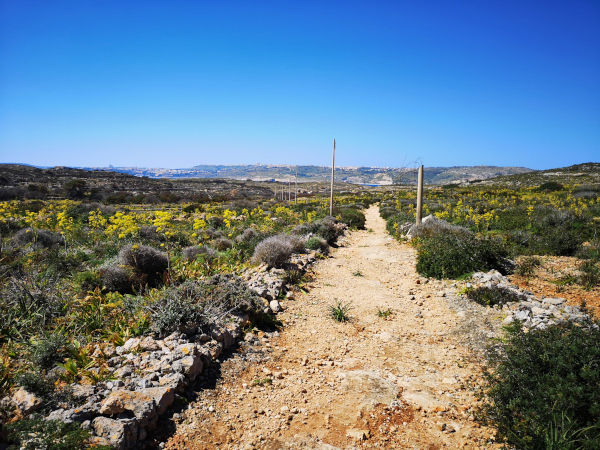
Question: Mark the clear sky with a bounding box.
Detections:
[1,0,599,170]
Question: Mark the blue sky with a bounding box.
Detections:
[0,0,598,170]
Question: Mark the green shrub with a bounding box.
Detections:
[338,208,366,229]
[416,233,508,279]
[28,332,67,370]
[579,260,600,289]
[145,286,205,337]
[315,221,340,245]
[409,216,471,239]
[5,416,111,450]
[480,320,600,449]
[305,236,329,254]
[533,226,583,256]
[467,286,522,307]
[535,181,564,192]
[75,270,102,293]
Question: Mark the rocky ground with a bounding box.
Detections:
[508,256,600,317]
[154,206,506,450]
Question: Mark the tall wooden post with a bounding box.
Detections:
[416,165,424,224]
[288,179,291,202]
[295,168,298,204]
[330,139,335,216]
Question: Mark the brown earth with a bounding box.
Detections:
[156,206,507,450]
[508,257,600,318]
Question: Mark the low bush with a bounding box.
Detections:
[194,274,264,319]
[410,216,471,239]
[203,227,224,239]
[28,332,67,370]
[145,286,205,337]
[118,243,168,282]
[291,223,314,236]
[535,181,564,192]
[139,225,160,241]
[182,245,217,262]
[252,235,293,267]
[480,320,600,449]
[305,236,329,254]
[416,232,508,279]
[533,226,583,257]
[283,234,306,254]
[207,216,225,229]
[99,264,133,293]
[213,237,233,251]
[315,220,341,245]
[5,416,108,450]
[12,228,65,249]
[236,228,257,243]
[74,270,102,293]
[337,208,366,229]
[467,286,522,308]
[144,275,263,336]
[578,260,600,289]
[1,273,66,334]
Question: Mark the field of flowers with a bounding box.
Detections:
[0,194,370,443]
[381,182,600,282]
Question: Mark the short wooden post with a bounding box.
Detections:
[416,165,424,224]
[330,139,335,216]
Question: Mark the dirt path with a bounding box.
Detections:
[160,206,502,450]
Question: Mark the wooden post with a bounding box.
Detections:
[288,179,291,202]
[416,165,424,224]
[330,139,335,216]
[295,168,298,204]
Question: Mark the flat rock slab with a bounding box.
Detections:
[340,370,398,408]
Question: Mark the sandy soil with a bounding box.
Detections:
[157,206,504,450]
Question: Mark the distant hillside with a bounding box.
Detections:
[76,164,533,185]
[477,163,600,188]
[0,164,275,202]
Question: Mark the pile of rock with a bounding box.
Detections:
[3,319,247,450]
[242,251,317,313]
[464,270,592,330]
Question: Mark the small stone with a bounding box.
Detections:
[347,428,370,440]
[11,388,42,415]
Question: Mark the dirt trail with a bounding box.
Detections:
[162,206,501,450]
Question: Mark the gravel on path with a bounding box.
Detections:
[159,206,502,450]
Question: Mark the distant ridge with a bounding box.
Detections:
[70,164,534,185]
